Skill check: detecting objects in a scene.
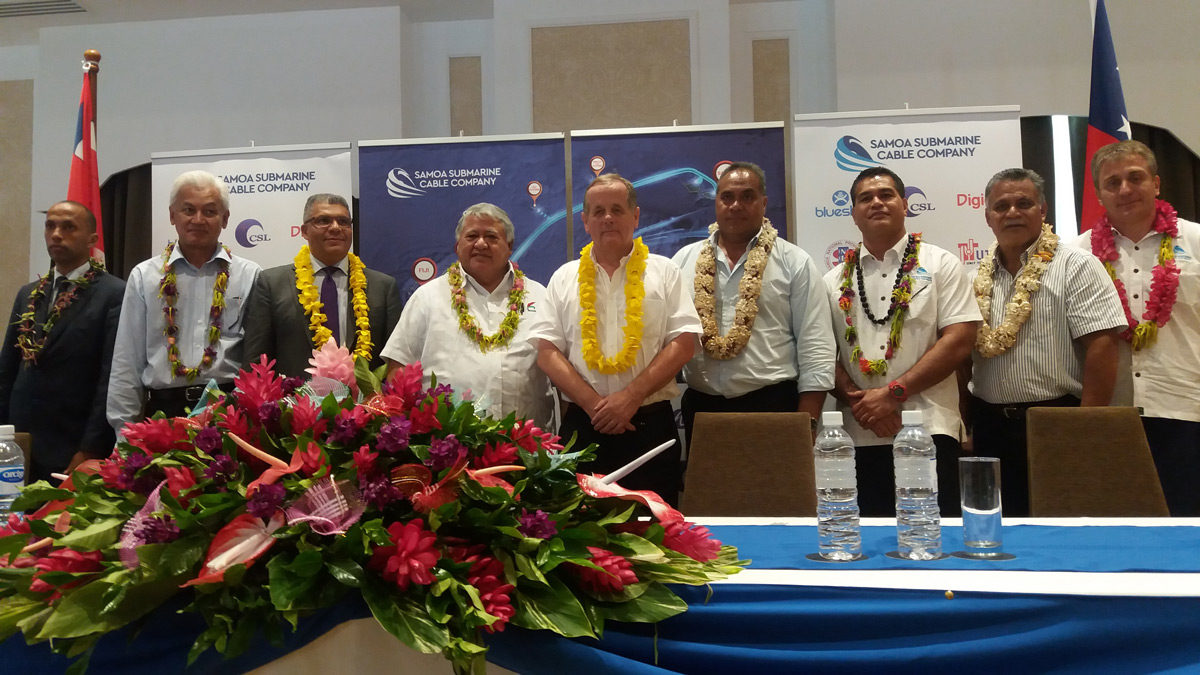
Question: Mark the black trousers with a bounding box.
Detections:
[680,380,801,451]
[855,434,963,517]
[559,401,682,507]
[1142,416,1200,516]
[970,394,1080,517]
[144,382,234,420]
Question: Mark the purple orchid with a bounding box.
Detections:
[518,509,557,539]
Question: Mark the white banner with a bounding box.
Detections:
[792,107,1023,273]
[150,143,353,269]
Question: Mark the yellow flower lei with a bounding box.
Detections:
[294,246,373,361]
[974,223,1058,358]
[693,219,777,360]
[578,238,648,374]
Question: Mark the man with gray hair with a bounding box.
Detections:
[108,170,262,428]
[243,193,402,378]
[966,167,1125,516]
[381,202,553,428]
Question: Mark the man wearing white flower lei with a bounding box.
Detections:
[825,167,980,517]
[672,162,835,450]
[967,168,1126,516]
[1066,141,1200,516]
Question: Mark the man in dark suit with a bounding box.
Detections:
[243,194,402,377]
[0,201,125,483]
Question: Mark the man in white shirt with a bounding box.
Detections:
[673,161,835,449]
[529,174,701,506]
[1067,141,1200,516]
[381,203,553,429]
[107,171,261,429]
[825,168,981,516]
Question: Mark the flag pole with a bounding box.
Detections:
[84,50,100,124]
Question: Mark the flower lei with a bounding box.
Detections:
[447,262,527,352]
[1090,200,1180,351]
[974,223,1058,358]
[837,234,920,375]
[14,259,105,364]
[159,242,230,382]
[294,246,373,361]
[693,219,778,360]
[578,238,648,374]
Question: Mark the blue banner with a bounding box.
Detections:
[358,136,568,302]
[568,125,788,259]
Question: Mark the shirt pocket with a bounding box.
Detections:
[224,295,246,333]
[903,275,936,330]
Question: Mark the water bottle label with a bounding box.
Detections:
[0,467,23,484]
[815,457,856,489]
[894,456,936,489]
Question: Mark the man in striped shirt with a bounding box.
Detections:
[967,168,1126,516]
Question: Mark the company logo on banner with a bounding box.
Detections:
[904,186,935,218]
[386,166,502,199]
[956,238,986,265]
[957,192,986,210]
[234,219,270,248]
[834,136,882,172]
[815,190,852,219]
[825,239,857,270]
[386,169,426,199]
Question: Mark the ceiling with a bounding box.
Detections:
[0,0,495,46]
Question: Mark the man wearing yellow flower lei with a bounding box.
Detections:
[243,194,402,377]
[528,174,701,506]
[671,162,835,450]
[381,203,554,429]
[967,168,1125,516]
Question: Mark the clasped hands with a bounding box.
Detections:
[588,389,640,435]
[847,386,902,437]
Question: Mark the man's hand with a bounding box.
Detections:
[64,450,91,475]
[851,388,902,437]
[590,389,640,435]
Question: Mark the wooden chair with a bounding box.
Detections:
[681,412,816,517]
[13,433,31,485]
[1026,406,1168,517]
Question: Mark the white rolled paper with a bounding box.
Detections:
[599,439,677,485]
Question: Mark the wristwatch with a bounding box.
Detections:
[888,380,909,402]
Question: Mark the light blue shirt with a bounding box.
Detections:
[672,225,836,397]
[107,243,261,432]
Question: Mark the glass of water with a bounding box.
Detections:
[959,457,1004,558]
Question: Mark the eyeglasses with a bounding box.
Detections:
[305,215,353,230]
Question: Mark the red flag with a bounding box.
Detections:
[67,68,105,263]
[1080,0,1130,233]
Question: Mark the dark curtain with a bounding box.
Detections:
[99,162,152,280]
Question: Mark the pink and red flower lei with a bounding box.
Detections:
[15,259,104,364]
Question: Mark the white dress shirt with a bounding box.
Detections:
[49,260,94,304]
[1067,217,1200,422]
[527,250,701,406]
[673,225,835,397]
[381,264,554,429]
[107,244,261,431]
[312,253,349,345]
[824,237,981,446]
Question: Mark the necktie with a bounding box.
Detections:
[36,277,70,334]
[321,267,341,345]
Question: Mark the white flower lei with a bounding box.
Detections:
[693,219,778,360]
[974,223,1058,358]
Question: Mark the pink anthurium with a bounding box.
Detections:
[390,457,471,513]
[465,465,525,497]
[229,432,305,496]
[576,474,685,525]
[182,511,285,587]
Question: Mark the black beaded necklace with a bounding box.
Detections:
[855,234,917,326]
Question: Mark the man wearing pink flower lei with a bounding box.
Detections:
[1067,141,1200,516]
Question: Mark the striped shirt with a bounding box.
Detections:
[969,241,1125,404]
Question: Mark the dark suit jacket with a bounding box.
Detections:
[243,263,403,378]
[0,272,125,482]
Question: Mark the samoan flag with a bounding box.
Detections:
[1080,0,1131,233]
[67,67,105,263]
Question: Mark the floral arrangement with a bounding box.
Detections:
[159,243,230,381]
[447,262,527,352]
[1090,199,1180,351]
[837,234,920,375]
[15,258,105,364]
[975,223,1057,358]
[294,246,374,360]
[0,340,744,673]
[578,238,648,374]
[693,220,778,360]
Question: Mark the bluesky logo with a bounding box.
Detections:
[234,219,270,248]
[905,186,935,218]
[832,189,850,206]
[386,168,426,199]
[815,189,852,218]
[834,135,882,172]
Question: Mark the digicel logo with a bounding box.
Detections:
[958,193,986,209]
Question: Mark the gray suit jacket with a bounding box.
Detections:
[243,263,403,378]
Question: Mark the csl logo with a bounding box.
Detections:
[834,135,883,173]
[234,219,270,248]
[815,190,852,218]
[0,468,22,482]
[905,186,936,218]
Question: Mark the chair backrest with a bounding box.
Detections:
[1026,406,1169,517]
[681,412,815,517]
[13,433,31,485]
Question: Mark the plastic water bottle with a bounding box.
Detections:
[0,425,25,513]
[893,410,941,560]
[814,411,861,561]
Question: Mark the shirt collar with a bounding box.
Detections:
[461,262,516,296]
[54,260,93,283]
[169,242,231,269]
[709,221,768,247]
[861,233,910,264]
[310,253,349,275]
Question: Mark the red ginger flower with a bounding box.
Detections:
[0,513,31,537]
[506,420,562,454]
[235,355,285,410]
[408,398,442,435]
[122,417,191,454]
[30,548,105,601]
[472,441,519,469]
[163,466,199,505]
[467,557,515,632]
[289,397,327,438]
[368,519,439,591]
[662,521,722,562]
[384,361,426,410]
[572,546,637,594]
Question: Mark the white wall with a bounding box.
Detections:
[399,19,494,139]
[0,45,38,81]
[729,0,836,121]
[27,7,404,275]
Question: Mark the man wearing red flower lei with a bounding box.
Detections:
[107,171,261,429]
[0,202,124,483]
[1067,141,1200,516]
[824,168,981,517]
